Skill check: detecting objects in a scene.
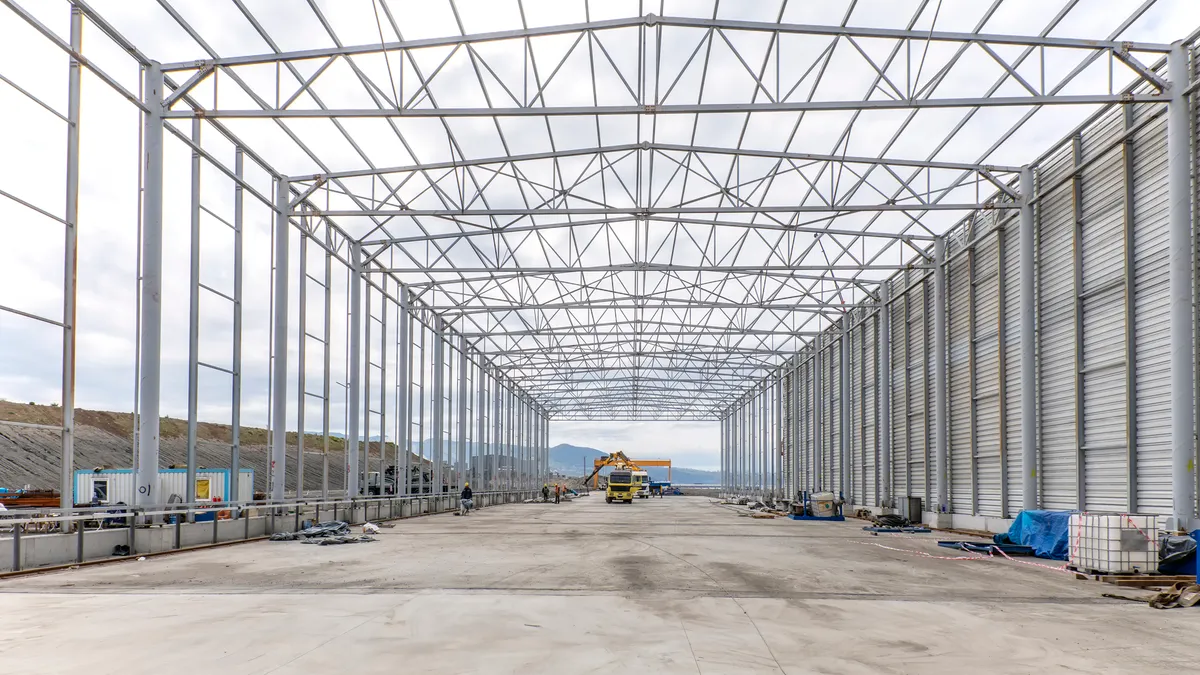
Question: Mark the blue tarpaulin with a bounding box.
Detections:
[993,510,1072,560]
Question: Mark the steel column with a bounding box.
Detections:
[134,62,164,509]
[60,5,81,513]
[432,318,445,495]
[775,372,783,498]
[476,359,485,490]
[879,283,892,508]
[814,332,823,490]
[362,283,372,497]
[320,230,332,500]
[185,116,201,507]
[761,384,768,497]
[379,281,388,496]
[397,288,409,496]
[841,323,852,502]
[296,233,307,499]
[230,148,243,505]
[934,237,948,513]
[791,359,800,499]
[1020,166,1038,512]
[458,335,468,491]
[346,243,363,497]
[1167,42,1196,529]
[720,415,726,494]
[492,371,500,491]
[269,178,290,501]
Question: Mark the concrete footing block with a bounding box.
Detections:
[922,512,953,528]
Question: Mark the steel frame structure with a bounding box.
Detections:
[0,1,1197,528]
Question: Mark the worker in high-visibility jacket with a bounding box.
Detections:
[554,484,561,504]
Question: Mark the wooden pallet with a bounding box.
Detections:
[1068,566,1196,587]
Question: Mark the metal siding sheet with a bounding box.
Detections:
[908,280,928,503]
[1080,147,1128,512]
[1003,224,1024,517]
[783,368,793,495]
[1132,112,1172,515]
[975,232,1003,516]
[866,317,878,506]
[1038,147,1080,510]
[851,322,864,503]
[827,337,840,493]
[891,295,908,500]
[805,357,815,492]
[948,252,972,514]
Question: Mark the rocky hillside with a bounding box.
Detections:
[0,401,408,495]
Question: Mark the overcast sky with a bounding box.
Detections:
[2,1,1199,474]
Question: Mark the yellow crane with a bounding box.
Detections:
[581,451,644,504]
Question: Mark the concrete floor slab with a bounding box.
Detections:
[0,496,1196,674]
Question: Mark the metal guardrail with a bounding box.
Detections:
[1,490,533,573]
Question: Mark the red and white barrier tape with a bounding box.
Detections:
[857,540,1075,574]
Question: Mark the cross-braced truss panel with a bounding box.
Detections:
[71,0,1191,419]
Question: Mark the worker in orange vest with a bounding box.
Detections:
[554,483,561,504]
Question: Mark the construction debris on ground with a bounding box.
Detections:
[269,520,377,545]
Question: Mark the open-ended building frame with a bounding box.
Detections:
[1,0,1199,530]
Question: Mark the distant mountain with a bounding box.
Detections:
[549,442,718,484]
[550,443,608,473]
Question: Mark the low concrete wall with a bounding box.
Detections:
[1,490,535,573]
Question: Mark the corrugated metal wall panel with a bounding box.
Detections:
[1132,111,1172,515]
[975,230,1004,516]
[1002,223,1023,518]
[948,250,972,514]
[1038,146,1079,510]
[783,365,794,495]
[804,356,814,493]
[891,287,908,501]
[863,316,878,506]
[851,318,864,503]
[1079,145,1128,512]
[827,339,841,494]
[908,279,929,503]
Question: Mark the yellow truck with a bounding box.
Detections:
[605,469,636,503]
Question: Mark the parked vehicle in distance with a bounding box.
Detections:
[606,470,636,503]
[632,470,650,498]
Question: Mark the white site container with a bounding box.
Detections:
[74,468,254,505]
[1068,513,1159,574]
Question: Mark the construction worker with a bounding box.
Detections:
[554,483,561,504]
[459,482,473,515]
[542,483,550,502]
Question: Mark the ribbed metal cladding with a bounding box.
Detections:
[890,279,908,502]
[1002,222,1023,518]
[1133,103,1172,515]
[772,68,1187,520]
[948,230,973,514]
[974,219,1004,516]
[864,313,878,507]
[826,336,841,493]
[909,276,929,505]
[850,316,864,502]
[1079,111,1130,512]
[1038,142,1079,511]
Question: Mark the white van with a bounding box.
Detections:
[632,470,650,499]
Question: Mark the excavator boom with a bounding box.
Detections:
[582,451,643,487]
